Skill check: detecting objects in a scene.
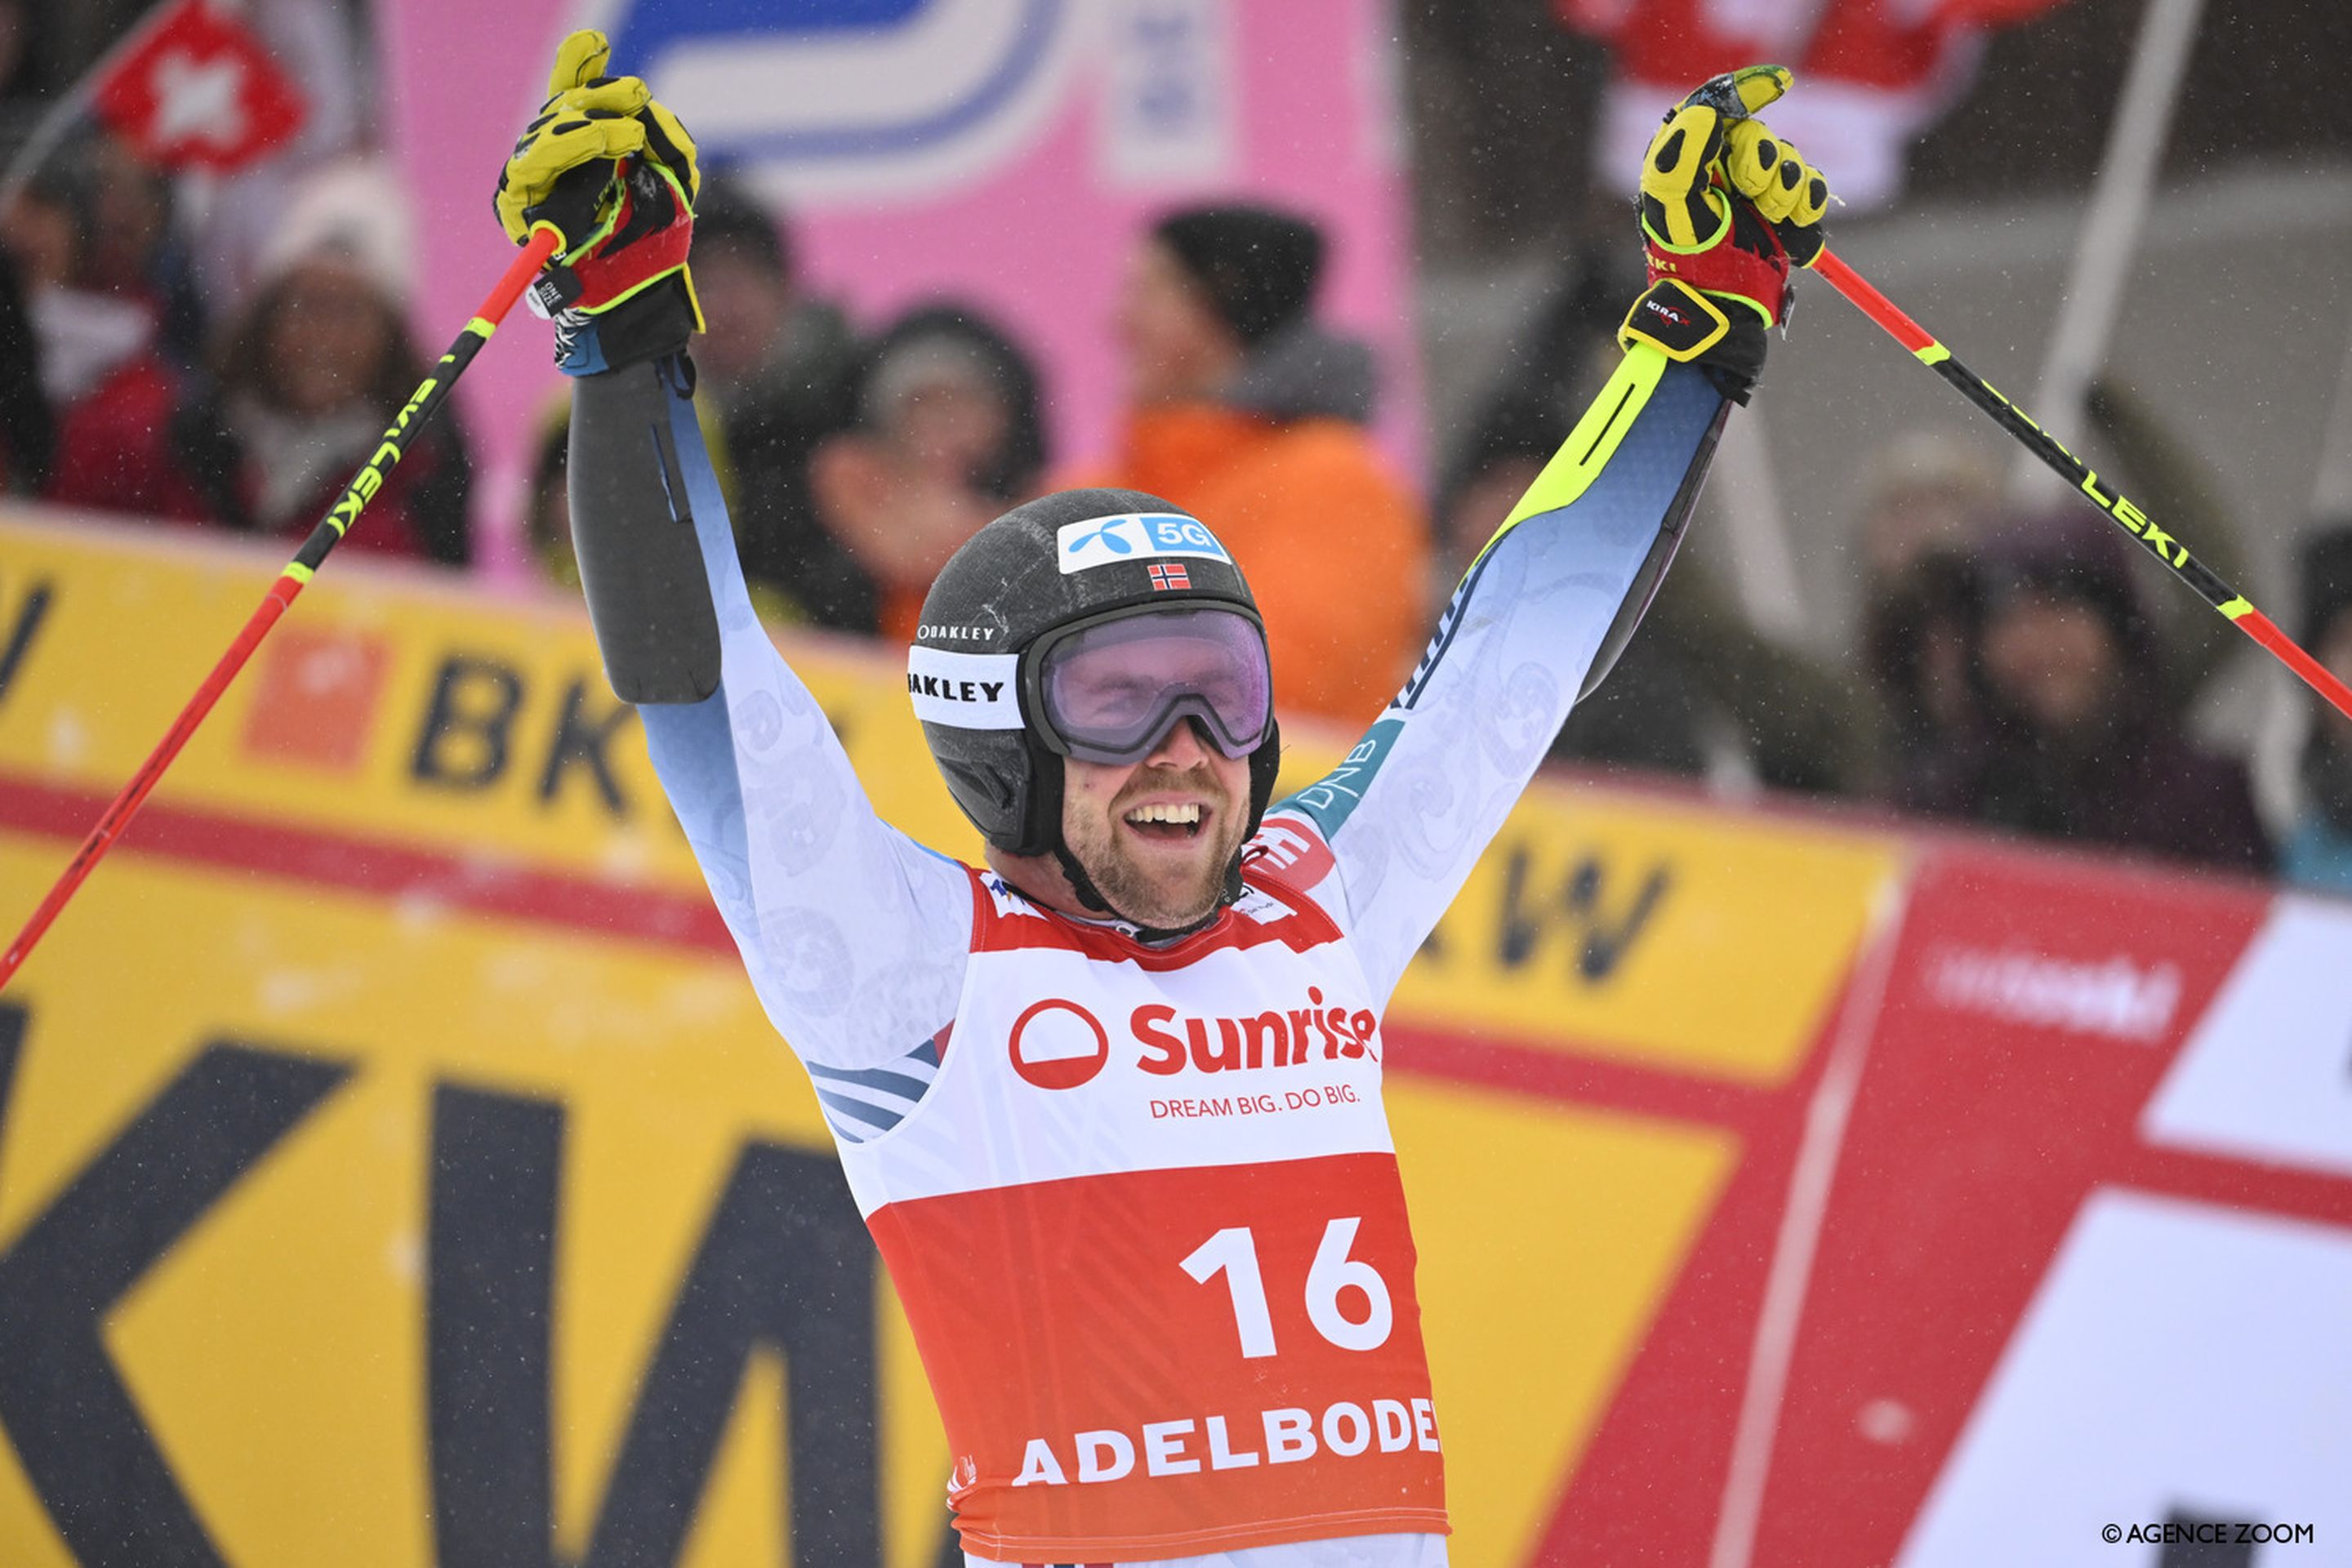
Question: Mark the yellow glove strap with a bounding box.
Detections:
[1618,279,1733,361]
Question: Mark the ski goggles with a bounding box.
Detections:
[1031,607,1273,764]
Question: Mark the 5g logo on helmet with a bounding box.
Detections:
[1058,513,1235,575]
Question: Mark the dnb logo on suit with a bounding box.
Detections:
[599,0,1087,198]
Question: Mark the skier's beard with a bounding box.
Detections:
[1068,761,1246,931]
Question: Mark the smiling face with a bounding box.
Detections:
[1053,716,1252,929]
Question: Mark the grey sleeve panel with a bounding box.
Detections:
[567,357,724,704]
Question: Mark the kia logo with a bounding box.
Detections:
[1009,998,1111,1089]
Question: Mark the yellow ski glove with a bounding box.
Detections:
[493,30,699,252]
[492,30,704,374]
[1620,65,1833,400]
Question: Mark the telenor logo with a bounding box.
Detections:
[1067,519,1134,556]
[1058,513,1233,575]
[1008,999,1111,1089]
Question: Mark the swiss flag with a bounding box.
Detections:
[90,0,306,173]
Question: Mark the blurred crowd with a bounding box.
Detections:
[0,0,466,563]
[5,5,2351,902]
[1435,252,2352,895]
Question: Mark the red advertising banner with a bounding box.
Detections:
[1528,841,2352,1566]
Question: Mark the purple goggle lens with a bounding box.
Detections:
[1039,608,1272,764]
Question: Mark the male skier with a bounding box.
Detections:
[496,32,1828,1568]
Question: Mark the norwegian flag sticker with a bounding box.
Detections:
[1148,563,1191,592]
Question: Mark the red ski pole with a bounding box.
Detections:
[0,227,564,991]
[1811,246,2352,725]
[1671,65,2351,722]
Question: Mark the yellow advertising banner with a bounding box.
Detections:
[1399,793,1895,1085]
[0,510,1899,1566]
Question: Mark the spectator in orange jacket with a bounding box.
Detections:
[1068,204,1428,726]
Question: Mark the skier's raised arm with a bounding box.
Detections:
[499,31,973,1076]
[1268,66,1833,1007]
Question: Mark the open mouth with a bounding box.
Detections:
[1122,801,1206,841]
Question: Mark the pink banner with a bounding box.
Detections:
[380,1,1421,581]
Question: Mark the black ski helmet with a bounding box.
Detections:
[910,488,1283,863]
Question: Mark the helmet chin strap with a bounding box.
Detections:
[1049,836,1117,916]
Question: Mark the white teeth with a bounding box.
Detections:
[1125,803,1203,826]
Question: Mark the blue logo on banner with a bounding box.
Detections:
[607,0,1067,163]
